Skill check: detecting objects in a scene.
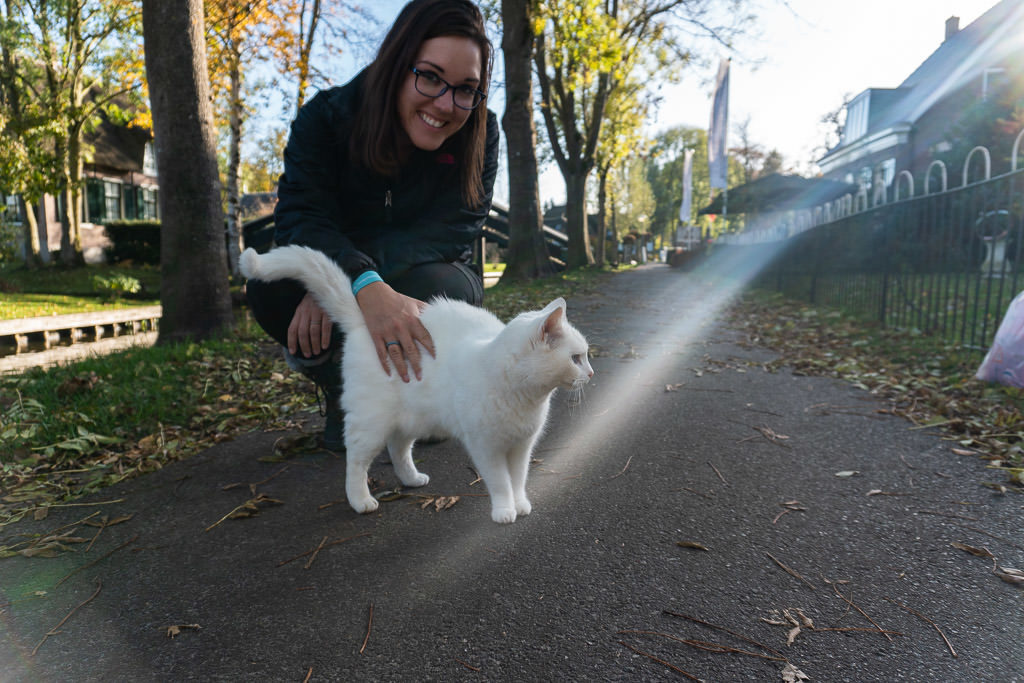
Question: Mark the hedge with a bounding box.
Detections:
[104,220,161,264]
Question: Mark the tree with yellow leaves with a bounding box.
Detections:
[0,0,145,266]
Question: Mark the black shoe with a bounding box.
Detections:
[289,350,345,451]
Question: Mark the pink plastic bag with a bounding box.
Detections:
[976,290,1024,388]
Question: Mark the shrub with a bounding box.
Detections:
[105,220,160,264]
[91,273,142,300]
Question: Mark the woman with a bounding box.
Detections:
[246,0,498,449]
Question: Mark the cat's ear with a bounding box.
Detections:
[539,298,567,344]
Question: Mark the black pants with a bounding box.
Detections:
[246,260,484,361]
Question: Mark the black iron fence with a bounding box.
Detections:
[738,167,1024,352]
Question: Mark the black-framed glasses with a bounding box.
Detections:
[410,67,486,110]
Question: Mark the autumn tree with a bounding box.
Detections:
[0,0,144,266]
[204,0,275,275]
[645,125,710,238]
[0,1,58,266]
[499,0,553,281]
[143,0,234,342]
[594,76,649,265]
[534,0,751,269]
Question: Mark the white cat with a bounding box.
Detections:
[240,245,593,523]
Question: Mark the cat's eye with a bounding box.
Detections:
[572,354,583,364]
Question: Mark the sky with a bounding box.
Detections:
[275,0,1004,205]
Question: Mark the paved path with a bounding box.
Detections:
[1,264,1021,681]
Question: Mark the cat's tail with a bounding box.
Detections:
[239,246,367,334]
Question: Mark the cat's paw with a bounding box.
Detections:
[491,506,517,524]
[401,472,430,488]
[515,498,532,516]
[349,496,380,514]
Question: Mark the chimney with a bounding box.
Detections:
[945,16,960,41]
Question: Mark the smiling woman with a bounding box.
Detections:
[243,0,499,450]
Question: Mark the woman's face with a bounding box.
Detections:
[398,35,482,152]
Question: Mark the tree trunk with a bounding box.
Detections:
[20,198,43,268]
[225,53,243,275]
[596,167,608,266]
[63,124,85,265]
[295,0,321,113]
[143,0,233,343]
[564,168,594,268]
[500,0,553,282]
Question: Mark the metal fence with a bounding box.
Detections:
[737,166,1024,352]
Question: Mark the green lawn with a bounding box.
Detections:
[0,262,162,318]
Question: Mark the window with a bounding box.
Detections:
[842,92,870,144]
[140,187,158,219]
[142,142,157,176]
[1,193,23,224]
[85,178,123,222]
[103,181,121,221]
[983,68,1006,100]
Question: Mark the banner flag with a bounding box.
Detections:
[679,148,694,223]
[707,58,730,192]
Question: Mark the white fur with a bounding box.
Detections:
[240,246,593,523]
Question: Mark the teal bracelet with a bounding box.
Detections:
[351,270,383,295]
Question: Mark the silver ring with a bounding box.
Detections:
[386,340,401,348]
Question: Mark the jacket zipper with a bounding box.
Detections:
[384,189,393,224]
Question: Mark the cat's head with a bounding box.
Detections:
[504,298,593,391]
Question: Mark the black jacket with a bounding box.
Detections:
[273,70,499,282]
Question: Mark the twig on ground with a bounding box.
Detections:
[277,532,372,567]
[678,487,714,499]
[957,524,1024,552]
[302,667,312,683]
[304,536,328,570]
[708,462,729,486]
[662,610,787,660]
[617,640,700,680]
[222,465,289,494]
[618,630,785,662]
[917,509,980,522]
[57,534,138,587]
[359,603,374,655]
[765,552,816,591]
[454,658,481,672]
[886,597,957,658]
[832,584,891,641]
[31,580,102,656]
[607,456,634,481]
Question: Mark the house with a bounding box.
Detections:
[3,104,159,264]
[817,0,1024,203]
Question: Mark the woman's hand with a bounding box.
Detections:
[355,282,435,382]
[287,293,333,359]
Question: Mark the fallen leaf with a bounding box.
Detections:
[994,566,1024,586]
[951,542,995,559]
[782,662,810,682]
[951,448,975,456]
[786,625,801,646]
[165,623,201,638]
[835,470,859,477]
[676,541,709,551]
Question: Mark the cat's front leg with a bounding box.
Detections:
[468,445,517,523]
[507,440,535,517]
[345,438,382,514]
[388,436,429,488]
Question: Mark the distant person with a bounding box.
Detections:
[245,0,498,449]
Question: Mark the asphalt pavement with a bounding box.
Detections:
[2,263,1022,682]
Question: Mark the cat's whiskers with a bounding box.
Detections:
[566,379,587,417]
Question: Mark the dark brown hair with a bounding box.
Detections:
[350,0,492,208]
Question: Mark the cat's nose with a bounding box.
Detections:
[587,367,594,379]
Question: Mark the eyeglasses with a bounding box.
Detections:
[410,67,486,110]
